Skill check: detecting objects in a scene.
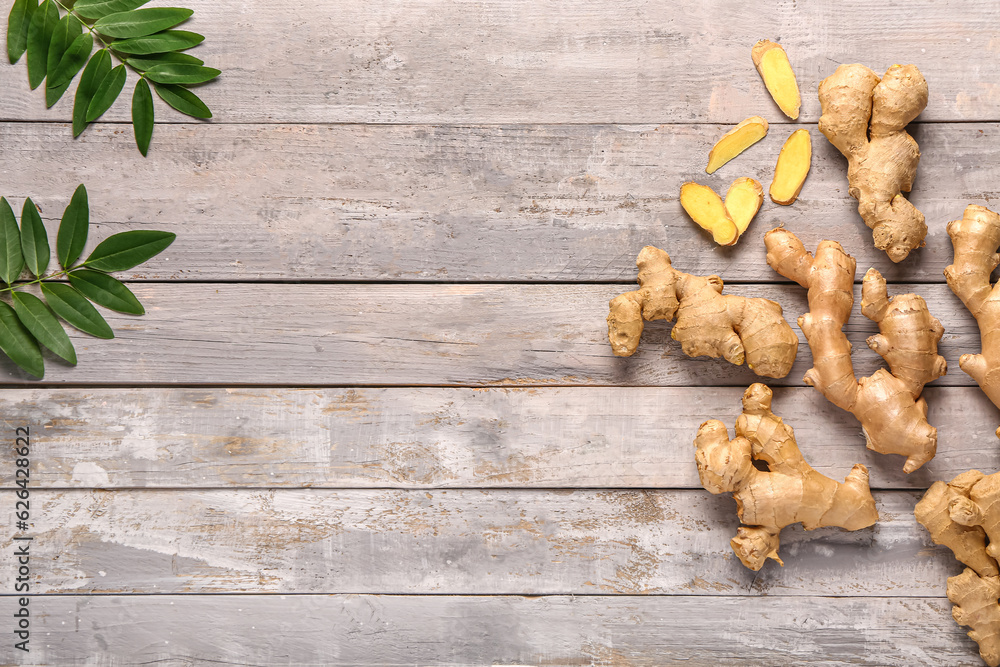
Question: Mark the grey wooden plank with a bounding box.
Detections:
[0,594,978,667]
[0,122,990,282]
[0,283,981,387]
[1,1,999,124]
[2,386,996,490]
[0,488,962,596]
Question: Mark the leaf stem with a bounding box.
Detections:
[0,264,87,295]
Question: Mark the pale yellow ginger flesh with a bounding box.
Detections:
[706,116,769,174]
[752,40,801,120]
[608,246,798,378]
[915,469,1000,666]
[681,178,764,245]
[944,205,1000,421]
[695,383,878,570]
[765,229,946,472]
[770,129,812,205]
[680,182,738,245]
[818,63,928,262]
[725,177,764,237]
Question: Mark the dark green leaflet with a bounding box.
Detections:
[152,81,210,118]
[144,63,219,84]
[74,0,149,21]
[19,198,48,277]
[57,183,89,269]
[7,0,36,63]
[95,7,192,39]
[125,51,202,71]
[48,31,92,88]
[86,230,174,272]
[85,63,126,122]
[25,0,57,89]
[43,12,81,106]
[11,291,76,364]
[73,49,112,137]
[0,197,24,284]
[68,269,144,314]
[0,301,43,377]
[41,283,114,339]
[131,77,153,155]
[110,29,203,54]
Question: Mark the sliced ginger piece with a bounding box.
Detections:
[706,116,768,174]
[725,177,764,237]
[680,182,738,245]
[770,129,811,205]
[752,40,801,119]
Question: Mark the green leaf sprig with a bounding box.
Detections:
[6,0,220,154]
[0,184,175,377]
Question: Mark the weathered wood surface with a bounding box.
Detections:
[2,1,1000,124]
[0,489,961,596]
[0,122,994,283]
[2,387,997,490]
[0,594,979,667]
[0,282,982,386]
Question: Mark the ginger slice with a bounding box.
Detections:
[725,177,764,237]
[769,128,811,205]
[752,40,801,119]
[680,182,738,245]
[695,383,878,570]
[608,247,798,378]
[706,116,769,174]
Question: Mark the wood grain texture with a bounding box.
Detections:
[0,489,961,596]
[2,1,1000,124]
[0,282,980,387]
[0,594,978,667]
[2,386,997,490]
[0,122,994,282]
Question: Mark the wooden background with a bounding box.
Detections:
[2,0,1000,664]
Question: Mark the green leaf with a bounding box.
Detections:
[152,81,210,118]
[19,198,48,277]
[110,29,203,55]
[74,0,149,21]
[85,63,126,122]
[125,51,202,71]
[25,0,57,89]
[57,184,88,269]
[0,301,44,377]
[86,229,174,271]
[11,291,76,364]
[69,268,143,314]
[144,63,219,85]
[41,282,113,338]
[48,31,93,88]
[131,77,153,156]
[95,7,192,39]
[0,198,24,284]
[73,49,111,137]
[7,0,37,64]
[44,13,82,106]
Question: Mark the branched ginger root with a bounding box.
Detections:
[915,469,1000,666]
[770,129,811,205]
[945,205,1000,418]
[764,228,946,472]
[608,246,798,378]
[752,40,801,119]
[818,63,928,262]
[680,178,764,245]
[695,383,878,570]
[706,116,769,174]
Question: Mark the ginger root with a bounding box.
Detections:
[608,246,798,378]
[916,469,1000,666]
[818,63,928,263]
[752,40,801,120]
[695,383,878,570]
[706,116,769,174]
[681,178,764,245]
[765,229,946,472]
[769,129,811,205]
[945,205,1000,417]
